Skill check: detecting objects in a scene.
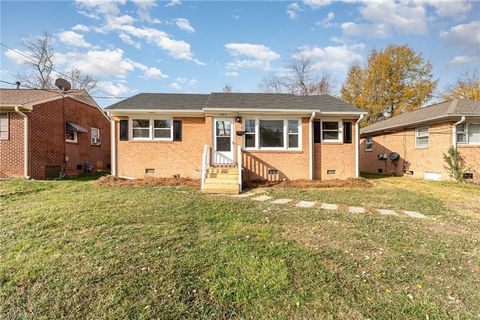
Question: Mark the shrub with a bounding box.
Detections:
[443,146,467,182]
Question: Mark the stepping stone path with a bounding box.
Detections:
[236,191,427,219]
[296,201,316,208]
[377,209,397,216]
[404,210,426,219]
[251,195,271,202]
[349,206,365,214]
[272,198,292,204]
[321,203,338,210]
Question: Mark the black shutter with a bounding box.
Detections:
[120,120,128,141]
[314,121,321,143]
[173,120,182,141]
[343,121,352,144]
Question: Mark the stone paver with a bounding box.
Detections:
[403,210,426,219]
[321,203,338,210]
[349,206,365,213]
[251,195,272,202]
[296,201,316,208]
[272,198,292,204]
[377,209,397,215]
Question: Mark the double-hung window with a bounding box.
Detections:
[468,124,480,144]
[415,127,429,148]
[456,124,467,144]
[244,119,256,148]
[365,136,373,151]
[91,127,100,145]
[0,113,8,140]
[132,119,150,139]
[153,120,172,139]
[131,118,173,140]
[322,121,342,142]
[66,123,77,143]
[244,118,300,150]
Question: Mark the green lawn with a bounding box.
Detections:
[1,175,479,319]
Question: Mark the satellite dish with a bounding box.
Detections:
[389,152,400,161]
[55,78,72,92]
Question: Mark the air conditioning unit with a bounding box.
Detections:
[91,137,101,145]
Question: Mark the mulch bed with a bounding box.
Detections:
[93,176,200,187]
[243,178,372,189]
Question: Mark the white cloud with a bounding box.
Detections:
[341,22,389,38]
[174,18,195,33]
[448,55,479,65]
[304,0,332,9]
[316,11,335,28]
[225,43,280,70]
[225,71,239,77]
[360,0,428,35]
[72,24,90,32]
[97,80,131,96]
[441,20,480,65]
[74,0,126,18]
[55,48,145,78]
[58,31,92,48]
[4,48,32,64]
[165,0,181,7]
[169,76,198,90]
[418,0,472,19]
[294,44,364,72]
[131,0,160,22]
[118,33,141,49]
[144,67,168,79]
[287,2,301,20]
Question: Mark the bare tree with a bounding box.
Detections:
[222,83,233,93]
[64,68,98,92]
[18,32,97,91]
[19,32,55,89]
[259,53,334,96]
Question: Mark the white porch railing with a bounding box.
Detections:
[201,144,210,191]
[237,145,243,193]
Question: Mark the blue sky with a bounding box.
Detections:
[1,0,479,107]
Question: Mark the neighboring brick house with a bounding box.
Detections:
[359,99,480,181]
[106,93,366,193]
[0,89,111,179]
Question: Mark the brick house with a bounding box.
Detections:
[0,89,111,179]
[106,93,366,193]
[359,99,480,181]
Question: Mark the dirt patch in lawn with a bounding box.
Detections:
[244,178,372,189]
[93,175,200,187]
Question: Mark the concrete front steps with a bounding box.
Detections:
[202,167,240,194]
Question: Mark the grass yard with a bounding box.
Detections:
[1,175,479,319]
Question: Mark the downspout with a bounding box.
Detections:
[354,114,364,178]
[15,107,29,179]
[309,112,316,180]
[452,116,466,149]
[108,113,116,176]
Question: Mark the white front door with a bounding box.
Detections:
[213,118,234,164]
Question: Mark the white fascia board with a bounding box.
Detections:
[319,111,368,115]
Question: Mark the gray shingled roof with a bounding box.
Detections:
[0,88,97,107]
[360,99,480,136]
[106,92,364,113]
[106,93,209,110]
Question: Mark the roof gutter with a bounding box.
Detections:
[355,114,364,178]
[309,112,316,180]
[15,107,30,179]
[452,116,466,149]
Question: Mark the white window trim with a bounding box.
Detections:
[415,126,429,148]
[242,117,302,151]
[129,117,173,141]
[66,130,78,143]
[0,113,9,140]
[466,123,480,145]
[91,127,101,145]
[365,136,373,151]
[321,120,343,143]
